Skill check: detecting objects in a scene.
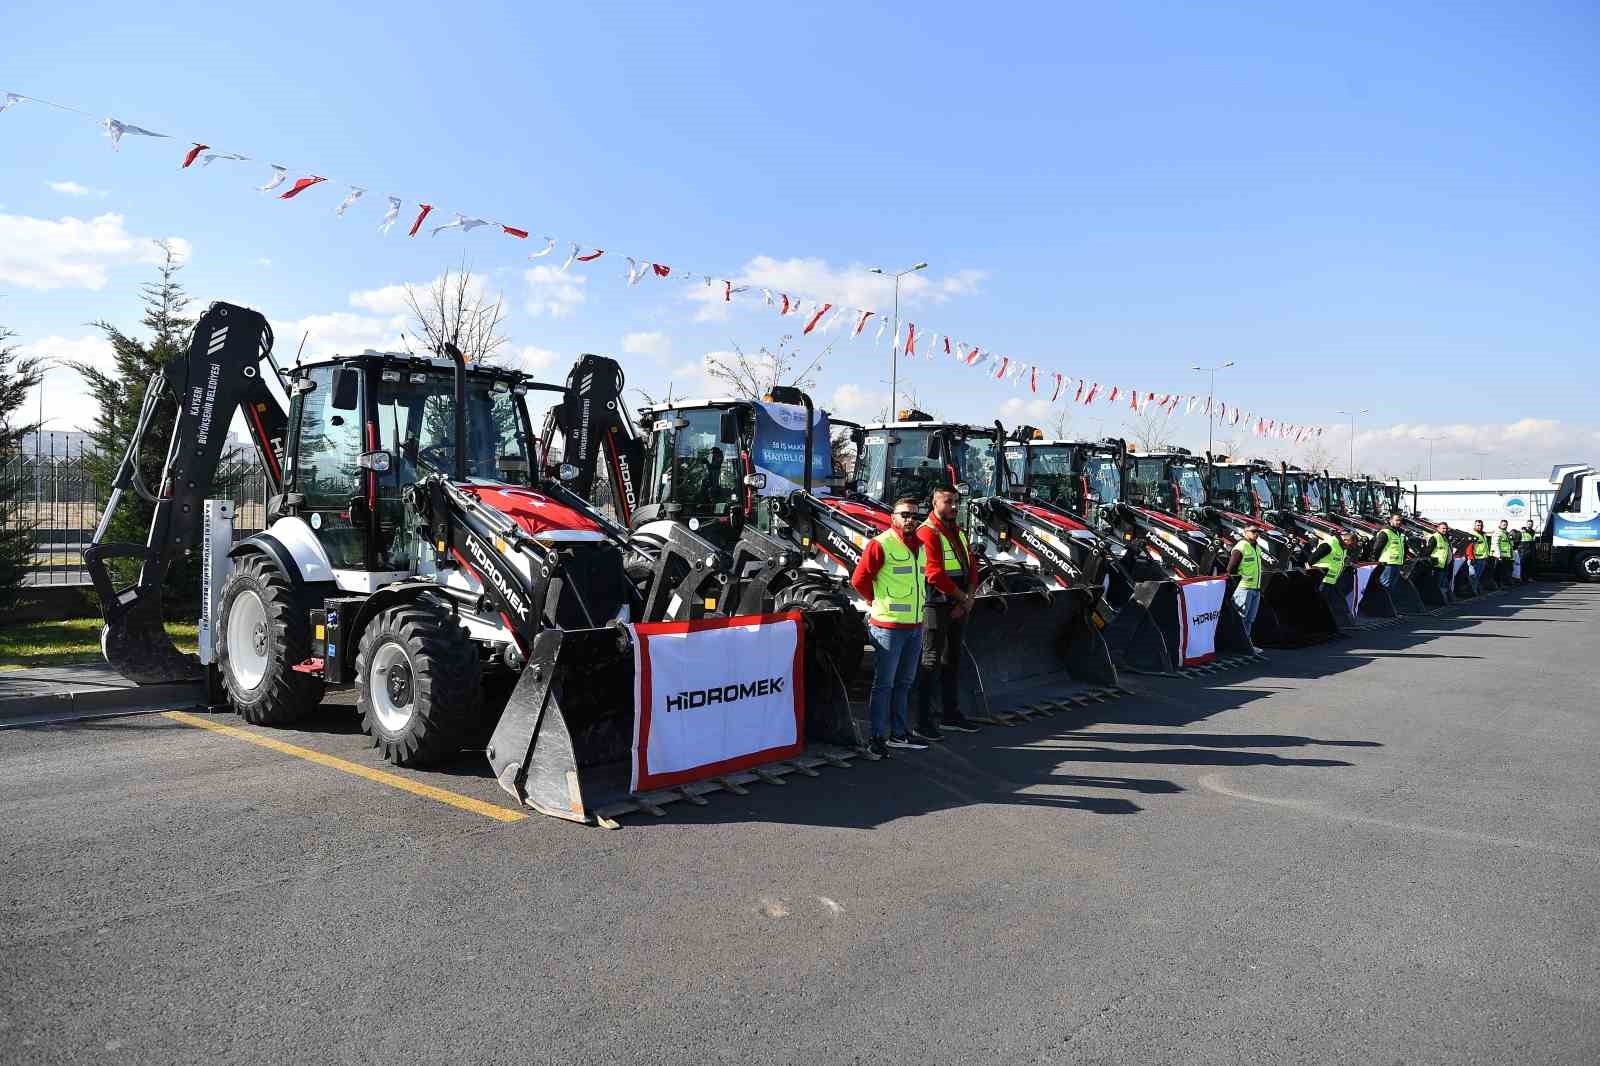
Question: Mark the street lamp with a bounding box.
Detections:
[1336,409,1369,478]
[1190,361,1234,459]
[868,262,928,414]
[1421,435,1448,479]
[1469,449,1490,479]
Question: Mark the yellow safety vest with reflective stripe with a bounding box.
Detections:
[869,530,926,626]
[1428,532,1451,569]
[1470,531,1489,558]
[1379,528,1406,566]
[1494,529,1517,558]
[920,518,971,600]
[1316,533,1346,586]
[1235,539,1262,590]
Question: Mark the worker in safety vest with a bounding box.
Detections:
[1225,526,1265,656]
[1307,529,1356,629]
[1427,521,1456,604]
[1493,519,1519,584]
[913,486,982,741]
[850,496,930,758]
[1467,520,1490,595]
[1374,513,1409,593]
[1521,521,1539,581]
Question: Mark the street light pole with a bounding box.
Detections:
[1421,435,1448,479]
[868,262,928,415]
[1190,361,1234,459]
[1470,449,1490,479]
[1336,408,1369,478]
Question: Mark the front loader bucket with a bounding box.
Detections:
[1354,572,1397,619]
[102,597,203,685]
[487,627,636,823]
[952,588,1118,719]
[1383,564,1426,614]
[1253,568,1338,648]
[794,609,864,749]
[1100,578,1252,674]
[1406,560,1445,607]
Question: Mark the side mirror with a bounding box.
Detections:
[558,463,579,482]
[331,366,360,411]
[927,437,942,459]
[718,409,740,444]
[356,450,392,473]
[743,472,767,490]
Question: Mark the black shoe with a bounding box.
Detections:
[941,717,980,733]
[911,724,945,742]
[868,737,890,759]
[886,734,928,750]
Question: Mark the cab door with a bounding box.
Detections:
[288,364,369,569]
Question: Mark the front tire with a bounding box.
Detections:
[218,553,324,725]
[1577,552,1600,583]
[356,593,481,766]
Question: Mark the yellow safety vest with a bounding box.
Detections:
[1494,530,1517,557]
[1235,539,1262,590]
[920,518,972,600]
[1469,532,1489,558]
[1428,532,1451,569]
[1316,533,1346,586]
[1379,528,1406,566]
[869,531,925,626]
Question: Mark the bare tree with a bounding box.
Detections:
[404,257,508,363]
[1296,434,1338,477]
[1123,402,1176,452]
[703,334,826,400]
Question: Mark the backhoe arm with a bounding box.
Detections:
[86,301,288,684]
[540,353,644,525]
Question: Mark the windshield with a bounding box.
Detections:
[1022,445,1078,507]
[1085,454,1121,505]
[375,372,532,485]
[1250,473,1276,510]
[1173,463,1209,507]
[1211,467,1249,511]
[644,408,741,514]
[1303,478,1324,510]
[859,428,945,505]
[1339,483,1358,512]
[951,434,1002,496]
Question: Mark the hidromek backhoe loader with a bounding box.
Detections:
[85,303,854,825]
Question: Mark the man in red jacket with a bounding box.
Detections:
[913,486,982,740]
[850,496,930,757]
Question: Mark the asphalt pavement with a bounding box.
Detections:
[1,583,1596,1065]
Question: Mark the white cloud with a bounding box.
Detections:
[509,345,561,372]
[684,256,987,323]
[271,311,409,360]
[255,257,273,268]
[349,271,499,317]
[0,212,191,291]
[16,334,117,434]
[830,383,888,420]
[1347,419,1599,479]
[622,330,670,358]
[1000,397,1054,423]
[524,266,587,318]
[48,180,106,198]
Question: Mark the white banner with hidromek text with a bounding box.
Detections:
[1177,577,1228,666]
[629,612,805,793]
[1348,563,1377,618]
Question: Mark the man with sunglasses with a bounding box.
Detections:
[850,497,931,757]
[913,485,982,740]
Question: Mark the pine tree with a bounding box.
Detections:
[0,325,45,611]
[70,240,201,602]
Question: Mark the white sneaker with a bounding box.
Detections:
[886,734,928,750]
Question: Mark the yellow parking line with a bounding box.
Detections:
[161,710,527,823]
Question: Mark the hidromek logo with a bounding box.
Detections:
[467,534,530,621]
[1018,526,1079,579]
[823,528,861,565]
[1191,609,1220,626]
[666,677,785,711]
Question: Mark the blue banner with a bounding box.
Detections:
[751,401,831,496]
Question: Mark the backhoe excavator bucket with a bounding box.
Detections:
[950,588,1118,720]
[1099,578,1252,674]
[488,615,862,824]
[1405,560,1446,608]
[1252,568,1338,648]
[100,595,204,685]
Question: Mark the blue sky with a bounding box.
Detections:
[2,0,1595,479]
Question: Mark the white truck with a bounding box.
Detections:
[1400,464,1600,581]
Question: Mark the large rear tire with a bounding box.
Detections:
[218,553,324,725]
[775,575,867,680]
[1576,552,1600,583]
[356,593,481,766]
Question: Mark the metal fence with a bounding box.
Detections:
[1,438,272,586]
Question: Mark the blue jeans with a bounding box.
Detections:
[1437,564,1454,602]
[1378,562,1404,589]
[1232,585,1261,645]
[867,624,922,740]
[1468,560,1485,595]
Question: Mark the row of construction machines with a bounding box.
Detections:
[85,309,873,826]
[587,396,1124,723]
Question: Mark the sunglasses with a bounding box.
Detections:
[894,510,918,518]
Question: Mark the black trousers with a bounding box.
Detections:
[916,602,967,727]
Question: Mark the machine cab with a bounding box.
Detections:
[284,353,538,578]
[854,413,1008,518]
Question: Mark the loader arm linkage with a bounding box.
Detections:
[83,302,289,684]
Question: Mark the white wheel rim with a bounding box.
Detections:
[226,590,269,691]
[369,641,416,733]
